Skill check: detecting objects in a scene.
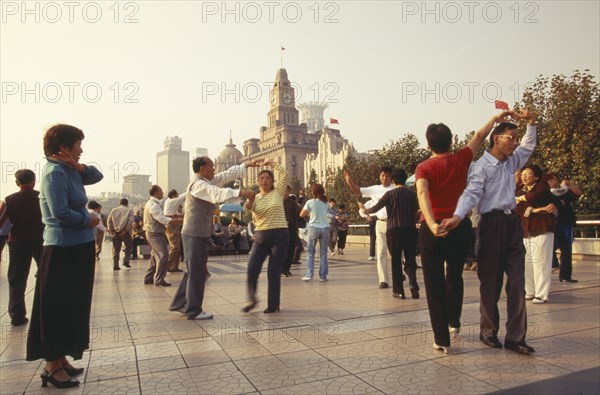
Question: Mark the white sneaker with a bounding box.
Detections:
[189,311,213,320]
[302,276,312,281]
[319,277,328,282]
[433,343,449,354]
[330,251,336,256]
[449,327,461,343]
[532,297,548,304]
[368,256,375,261]
[525,294,535,301]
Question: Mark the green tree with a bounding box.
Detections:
[373,133,430,175]
[518,70,600,215]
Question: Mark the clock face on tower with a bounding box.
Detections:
[282,91,293,105]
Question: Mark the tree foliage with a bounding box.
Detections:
[518,70,599,215]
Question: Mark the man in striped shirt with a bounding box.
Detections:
[359,169,419,299]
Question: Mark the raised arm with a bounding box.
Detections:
[343,170,362,197]
[467,111,513,154]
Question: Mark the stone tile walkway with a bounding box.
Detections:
[1,244,598,394]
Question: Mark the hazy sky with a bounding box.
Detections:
[1,0,599,198]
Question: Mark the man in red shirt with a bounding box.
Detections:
[0,169,44,326]
[415,111,512,353]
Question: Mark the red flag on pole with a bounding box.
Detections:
[495,100,509,110]
[330,118,339,124]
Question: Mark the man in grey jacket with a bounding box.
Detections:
[170,157,259,320]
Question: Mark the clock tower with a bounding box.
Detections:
[242,68,319,188]
[268,68,300,128]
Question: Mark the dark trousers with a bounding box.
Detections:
[171,235,208,319]
[387,227,418,294]
[132,237,146,259]
[337,230,348,249]
[419,218,470,347]
[283,224,298,273]
[111,232,132,268]
[292,233,304,262]
[369,219,376,257]
[553,225,574,280]
[246,229,288,309]
[27,241,95,361]
[478,213,527,343]
[8,240,42,323]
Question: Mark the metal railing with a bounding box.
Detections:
[346,220,600,238]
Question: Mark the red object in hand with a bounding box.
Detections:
[330,118,339,124]
[495,100,509,110]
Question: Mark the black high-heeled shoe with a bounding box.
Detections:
[40,368,80,388]
[559,278,578,283]
[63,365,84,376]
[263,306,280,314]
[242,301,258,313]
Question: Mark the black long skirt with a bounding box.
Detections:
[26,241,95,361]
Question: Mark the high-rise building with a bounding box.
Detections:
[122,174,152,198]
[156,136,190,194]
[195,147,208,158]
[297,102,328,133]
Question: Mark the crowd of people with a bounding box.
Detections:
[0,112,587,388]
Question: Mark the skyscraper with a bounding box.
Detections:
[156,136,190,194]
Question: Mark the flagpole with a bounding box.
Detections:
[280,46,283,68]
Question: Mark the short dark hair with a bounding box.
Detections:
[489,122,518,148]
[87,200,101,210]
[119,198,129,206]
[168,189,178,198]
[425,123,452,154]
[338,204,346,209]
[522,164,543,179]
[258,170,275,190]
[43,124,84,157]
[192,156,212,173]
[15,169,35,185]
[329,198,336,203]
[149,185,161,196]
[391,168,408,185]
[380,166,393,174]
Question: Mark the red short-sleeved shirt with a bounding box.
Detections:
[415,147,473,221]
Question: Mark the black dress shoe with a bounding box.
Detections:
[410,288,420,299]
[40,368,80,388]
[379,282,389,289]
[392,292,406,299]
[63,366,84,376]
[242,301,258,313]
[263,306,280,314]
[479,333,503,348]
[504,340,535,354]
[155,281,171,287]
[11,317,29,326]
[113,267,121,271]
[144,280,153,285]
[124,263,131,268]
[559,278,578,283]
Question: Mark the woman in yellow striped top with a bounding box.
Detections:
[243,161,289,314]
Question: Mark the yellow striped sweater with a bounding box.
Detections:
[251,164,288,231]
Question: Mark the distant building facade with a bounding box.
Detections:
[303,128,368,186]
[297,102,328,133]
[195,147,208,158]
[215,134,243,173]
[122,174,152,198]
[156,136,190,194]
[240,68,320,186]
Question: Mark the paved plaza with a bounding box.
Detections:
[1,243,598,394]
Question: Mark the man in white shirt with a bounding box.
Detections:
[164,190,186,272]
[143,185,183,286]
[344,166,394,288]
[107,198,134,270]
